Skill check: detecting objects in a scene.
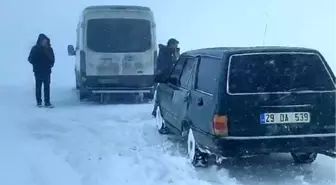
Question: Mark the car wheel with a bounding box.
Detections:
[291,152,317,164]
[156,108,169,134]
[187,128,209,167]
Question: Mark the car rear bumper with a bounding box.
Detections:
[209,133,336,157]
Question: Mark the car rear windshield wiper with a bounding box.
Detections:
[288,87,309,92]
[289,86,335,92]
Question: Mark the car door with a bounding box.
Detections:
[188,57,221,144]
[158,56,187,126]
[170,57,197,131]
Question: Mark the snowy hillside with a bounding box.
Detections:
[0,0,335,185]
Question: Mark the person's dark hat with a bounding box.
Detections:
[36,33,50,45]
[167,38,179,46]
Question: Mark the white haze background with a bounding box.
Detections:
[0,0,335,185]
[0,0,335,86]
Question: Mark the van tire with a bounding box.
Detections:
[144,92,154,101]
[75,71,80,90]
[79,87,89,101]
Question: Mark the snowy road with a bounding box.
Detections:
[0,85,335,185]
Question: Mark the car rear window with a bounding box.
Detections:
[228,53,336,94]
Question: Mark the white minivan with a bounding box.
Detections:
[67,5,157,101]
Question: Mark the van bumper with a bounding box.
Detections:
[81,75,155,94]
[89,88,153,94]
[208,134,336,157]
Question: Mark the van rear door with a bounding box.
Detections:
[225,52,336,137]
[85,18,154,76]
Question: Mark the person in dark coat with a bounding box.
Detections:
[28,33,55,107]
[155,38,180,78]
[152,38,179,117]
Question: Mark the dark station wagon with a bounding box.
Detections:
[154,46,336,167]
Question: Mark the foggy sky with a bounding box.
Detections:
[0,0,335,85]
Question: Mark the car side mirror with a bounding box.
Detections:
[67,45,76,56]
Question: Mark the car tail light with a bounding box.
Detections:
[213,114,228,136]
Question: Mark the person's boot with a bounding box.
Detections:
[44,102,54,108]
[151,110,157,118]
[37,102,43,108]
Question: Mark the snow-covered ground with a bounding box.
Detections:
[0,84,335,185]
[0,0,335,184]
[0,86,237,185]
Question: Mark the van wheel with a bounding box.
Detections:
[144,92,154,100]
[156,108,169,134]
[291,152,317,164]
[135,93,145,103]
[100,94,110,104]
[79,88,89,101]
[75,73,80,90]
[187,128,209,167]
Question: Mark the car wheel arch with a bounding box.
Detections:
[181,119,193,131]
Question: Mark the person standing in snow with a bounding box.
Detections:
[28,33,55,108]
[152,38,180,117]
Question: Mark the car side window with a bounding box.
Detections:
[180,58,196,89]
[169,57,187,86]
[195,57,220,94]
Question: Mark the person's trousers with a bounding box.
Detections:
[34,73,51,104]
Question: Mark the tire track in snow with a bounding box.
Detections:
[24,102,238,185]
[4,87,334,185]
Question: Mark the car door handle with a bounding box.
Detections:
[197,97,203,106]
[183,92,191,102]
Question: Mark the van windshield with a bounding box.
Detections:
[228,53,336,94]
[86,18,151,53]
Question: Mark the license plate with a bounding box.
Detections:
[260,112,310,124]
[98,78,118,84]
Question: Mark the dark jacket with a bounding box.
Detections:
[155,44,178,77]
[28,34,55,75]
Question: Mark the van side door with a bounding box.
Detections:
[171,57,197,131]
[188,57,221,143]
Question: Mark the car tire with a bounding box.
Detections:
[291,152,317,164]
[187,128,209,167]
[156,108,169,134]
